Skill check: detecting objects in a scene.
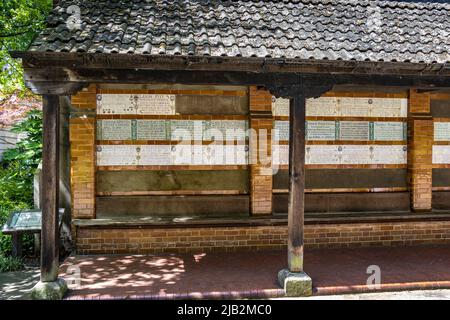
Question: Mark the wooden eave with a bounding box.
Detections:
[9,51,450,95]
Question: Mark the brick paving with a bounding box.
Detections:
[61,245,450,300]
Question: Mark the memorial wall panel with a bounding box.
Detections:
[272,97,408,118]
[272,95,407,167]
[273,120,406,142]
[96,93,250,168]
[97,119,248,142]
[96,144,248,166]
[273,145,407,166]
[97,94,176,115]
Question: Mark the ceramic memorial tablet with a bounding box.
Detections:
[96,145,139,166]
[370,145,407,164]
[337,98,371,117]
[139,145,173,165]
[274,121,290,141]
[306,97,339,117]
[136,120,168,140]
[433,145,450,164]
[434,122,450,141]
[370,98,408,118]
[373,122,406,141]
[306,145,341,165]
[97,120,132,140]
[97,94,137,114]
[272,144,289,165]
[340,145,371,164]
[205,120,247,141]
[136,94,176,115]
[170,120,204,141]
[306,121,336,141]
[339,121,370,141]
[272,97,290,116]
[171,144,194,165]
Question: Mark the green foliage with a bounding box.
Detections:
[0,0,52,96]
[0,255,24,272]
[0,109,43,256]
[0,168,30,255]
[3,109,43,169]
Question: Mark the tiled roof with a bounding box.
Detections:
[29,0,450,64]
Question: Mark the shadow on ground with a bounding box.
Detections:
[0,268,40,300]
[60,245,450,299]
[61,250,284,299]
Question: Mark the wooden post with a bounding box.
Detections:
[287,93,306,272]
[40,95,60,282]
[11,233,22,258]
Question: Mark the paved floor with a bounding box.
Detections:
[60,245,450,300]
[0,268,39,300]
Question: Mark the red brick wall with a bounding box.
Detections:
[69,85,450,254]
[70,85,97,219]
[249,86,273,215]
[408,89,433,211]
[75,221,450,254]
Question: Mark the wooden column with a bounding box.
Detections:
[287,93,306,272]
[40,95,60,282]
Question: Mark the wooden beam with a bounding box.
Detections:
[40,95,60,282]
[287,93,306,272]
[11,51,450,77]
[22,68,450,94]
[26,81,87,95]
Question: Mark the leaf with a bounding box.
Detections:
[0,0,52,97]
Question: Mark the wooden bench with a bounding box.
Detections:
[2,209,64,257]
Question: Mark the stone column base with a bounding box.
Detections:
[31,278,68,300]
[278,269,312,297]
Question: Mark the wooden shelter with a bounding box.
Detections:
[12,0,450,298]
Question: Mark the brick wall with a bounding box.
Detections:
[70,85,97,219]
[249,86,273,215]
[68,85,450,254]
[408,89,433,211]
[75,220,450,254]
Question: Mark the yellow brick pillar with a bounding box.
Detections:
[70,85,97,219]
[408,89,433,212]
[249,86,273,215]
